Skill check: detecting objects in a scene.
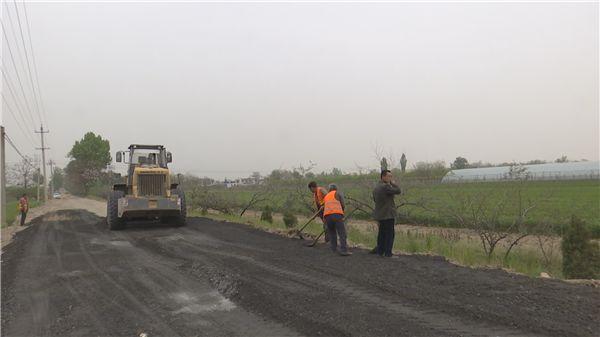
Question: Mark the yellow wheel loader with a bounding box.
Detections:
[107,144,186,230]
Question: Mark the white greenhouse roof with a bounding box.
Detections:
[442,161,600,182]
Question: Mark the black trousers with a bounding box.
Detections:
[20,211,27,226]
[325,214,348,253]
[376,218,395,257]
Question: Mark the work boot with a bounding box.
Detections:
[339,251,352,256]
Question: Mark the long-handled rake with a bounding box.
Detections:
[303,229,325,247]
[292,208,323,240]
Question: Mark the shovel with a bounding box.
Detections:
[303,229,325,247]
[292,208,323,240]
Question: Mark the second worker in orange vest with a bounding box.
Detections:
[323,184,351,256]
[308,181,330,242]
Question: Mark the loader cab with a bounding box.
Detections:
[116,145,172,168]
[115,144,173,187]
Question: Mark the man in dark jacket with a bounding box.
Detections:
[372,170,401,257]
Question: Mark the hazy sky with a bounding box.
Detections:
[1,1,598,179]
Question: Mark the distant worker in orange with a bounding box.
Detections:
[18,193,29,226]
[323,184,351,256]
[308,181,329,242]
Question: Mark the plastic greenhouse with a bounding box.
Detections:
[442,161,600,183]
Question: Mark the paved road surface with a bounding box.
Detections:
[1,206,599,336]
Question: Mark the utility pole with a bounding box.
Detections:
[48,159,54,197]
[35,125,49,202]
[36,168,40,201]
[36,155,40,202]
[1,126,6,227]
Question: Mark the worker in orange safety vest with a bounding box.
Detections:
[322,184,351,256]
[308,181,329,242]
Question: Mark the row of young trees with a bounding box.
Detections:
[183,157,598,279]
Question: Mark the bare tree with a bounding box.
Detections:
[505,162,530,180]
[372,142,399,170]
[441,182,535,261]
[502,187,536,261]
[239,186,270,216]
[530,212,562,269]
[287,162,318,214]
[294,161,316,177]
[9,156,35,188]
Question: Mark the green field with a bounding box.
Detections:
[398,180,600,231]
[190,179,600,236]
[2,200,40,228]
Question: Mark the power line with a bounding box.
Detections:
[2,1,34,109]
[1,66,37,129]
[4,132,36,168]
[21,0,47,127]
[1,20,39,127]
[2,3,28,76]
[11,0,42,126]
[1,92,38,147]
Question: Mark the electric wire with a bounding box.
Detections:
[11,0,42,126]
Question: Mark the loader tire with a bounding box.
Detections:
[107,190,125,230]
[170,187,187,227]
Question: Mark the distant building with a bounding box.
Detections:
[222,177,263,188]
[223,179,239,188]
[442,161,600,183]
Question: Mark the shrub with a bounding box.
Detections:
[189,187,236,214]
[261,206,273,223]
[283,211,298,228]
[562,215,600,279]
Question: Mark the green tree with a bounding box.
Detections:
[562,216,600,279]
[380,157,388,171]
[65,132,111,195]
[331,167,343,176]
[51,167,64,189]
[400,153,407,173]
[260,205,273,223]
[555,155,568,163]
[400,153,408,173]
[283,211,298,228]
[409,161,448,178]
[68,132,111,169]
[451,157,469,170]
